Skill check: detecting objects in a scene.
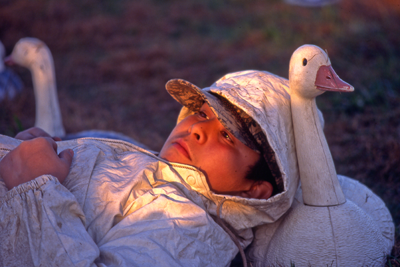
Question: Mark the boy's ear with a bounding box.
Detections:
[239,181,273,200]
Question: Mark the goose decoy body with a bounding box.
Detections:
[247,45,394,267]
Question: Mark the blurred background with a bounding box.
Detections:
[0,0,399,264]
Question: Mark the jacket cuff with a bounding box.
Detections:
[1,175,59,204]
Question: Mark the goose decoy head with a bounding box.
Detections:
[289,44,354,99]
[6,38,48,69]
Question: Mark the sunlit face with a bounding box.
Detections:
[159,103,260,194]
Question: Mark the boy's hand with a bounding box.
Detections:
[0,137,74,190]
[15,127,62,141]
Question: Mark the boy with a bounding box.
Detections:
[0,70,299,266]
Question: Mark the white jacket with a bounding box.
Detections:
[0,70,299,266]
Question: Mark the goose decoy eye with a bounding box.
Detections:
[302,58,307,66]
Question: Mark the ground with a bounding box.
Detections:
[0,0,399,265]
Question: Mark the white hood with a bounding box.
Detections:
[171,70,300,229]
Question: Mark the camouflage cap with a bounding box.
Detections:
[165,79,262,153]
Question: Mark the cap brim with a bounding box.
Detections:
[166,79,208,112]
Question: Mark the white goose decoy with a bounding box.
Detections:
[8,37,147,148]
[0,40,23,101]
[247,45,394,266]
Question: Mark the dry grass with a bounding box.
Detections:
[0,0,399,265]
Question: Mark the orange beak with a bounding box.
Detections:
[315,65,354,93]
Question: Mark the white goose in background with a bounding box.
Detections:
[0,40,23,101]
[247,45,394,266]
[7,37,147,148]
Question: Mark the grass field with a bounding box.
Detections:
[1,0,399,265]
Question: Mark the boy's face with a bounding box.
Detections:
[160,103,260,194]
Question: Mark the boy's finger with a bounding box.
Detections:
[58,149,74,169]
[43,137,58,153]
[30,127,52,138]
[15,132,34,140]
[53,149,74,184]
[15,127,52,140]
[52,136,62,142]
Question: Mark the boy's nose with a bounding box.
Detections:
[190,121,210,144]
[193,133,200,140]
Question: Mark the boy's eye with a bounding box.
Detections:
[221,131,232,142]
[197,111,208,119]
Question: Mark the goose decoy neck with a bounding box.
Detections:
[289,45,350,206]
[12,38,65,137]
[290,95,346,207]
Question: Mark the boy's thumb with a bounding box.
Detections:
[59,149,74,168]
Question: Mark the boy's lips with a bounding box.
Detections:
[172,139,191,160]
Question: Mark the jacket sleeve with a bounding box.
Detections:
[0,175,99,267]
[0,175,238,267]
